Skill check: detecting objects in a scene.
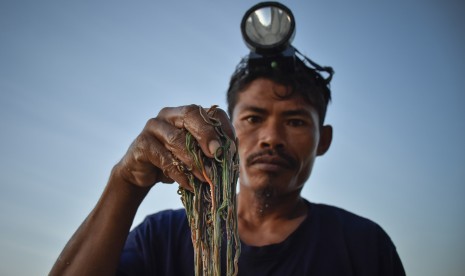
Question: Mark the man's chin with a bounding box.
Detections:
[242,172,290,190]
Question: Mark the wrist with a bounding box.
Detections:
[107,164,152,204]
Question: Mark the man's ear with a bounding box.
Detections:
[317,125,333,156]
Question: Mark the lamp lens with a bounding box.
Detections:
[244,5,293,48]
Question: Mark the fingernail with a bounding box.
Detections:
[208,140,221,155]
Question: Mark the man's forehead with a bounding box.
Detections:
[239,78,289,95]
[235,79,310,107]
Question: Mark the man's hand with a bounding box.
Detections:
[49,104,235,276]
[114,104,235,191]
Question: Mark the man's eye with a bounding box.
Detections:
[246,116,261,124]
[288,119,305,127]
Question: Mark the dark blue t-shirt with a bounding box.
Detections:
[117,200,405,275]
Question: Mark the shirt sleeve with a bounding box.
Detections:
[116,217,154,276]
[115,209,194,276]
[376,225,406,276]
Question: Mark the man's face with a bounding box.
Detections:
[232,78,331,196]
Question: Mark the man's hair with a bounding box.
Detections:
[226,56,333,126]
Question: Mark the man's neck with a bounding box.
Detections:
[237,185,308,246]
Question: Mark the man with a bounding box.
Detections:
[50,53,405,275]
[50,5,405,275]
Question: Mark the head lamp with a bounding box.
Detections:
[240,1,333,83]
[241,2,295,55]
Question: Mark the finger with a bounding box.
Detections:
[143,118,207,183]
[206,106,235,140]
[134,133,193,190]
[158,105,221,158]
[206,107,237,155]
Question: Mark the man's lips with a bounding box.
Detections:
[250,155,293,169]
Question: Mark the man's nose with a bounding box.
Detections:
[258,121,285,149]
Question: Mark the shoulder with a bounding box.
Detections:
[310,202,398,252]
[311,202,384,234]
[118,209,194,275]
[134,208,189,237]
[308,202,405,274]
[122,208,191,260]
[142,208,187,225]
[309,202,405,275]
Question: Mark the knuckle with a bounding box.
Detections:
[157,154,169,169]
[144,117,160,129]
[214,109,232,125]
[185,104,200,111]
[131,135,151,162]
[166,130,181,145]
[214,107,228,118]
[134,133,149,147]
[183,104,201,117]
[133,148,146,163]
[157,106,172,117]
[164,131,188,156]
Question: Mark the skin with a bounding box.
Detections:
[49,78,332,275]
[233,78,332,246]
[49,105,234,276]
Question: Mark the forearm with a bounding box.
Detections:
[49,105,229,275]
[49,167,151,276]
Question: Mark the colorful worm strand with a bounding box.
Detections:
[179,106,240,276]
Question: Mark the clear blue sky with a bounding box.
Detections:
[1,1,464,275]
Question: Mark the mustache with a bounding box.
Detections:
[245,148,297,168]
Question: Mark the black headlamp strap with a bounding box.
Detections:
[294,47,334,84]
